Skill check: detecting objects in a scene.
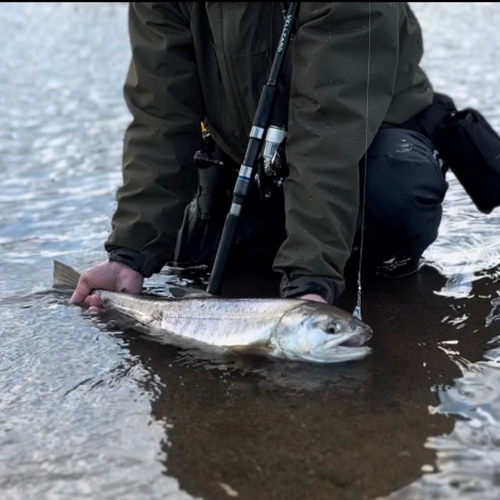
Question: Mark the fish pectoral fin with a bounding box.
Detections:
[229,344,274,356]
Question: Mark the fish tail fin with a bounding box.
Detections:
[53,260,81,291]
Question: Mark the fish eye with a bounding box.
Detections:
[326,322,344,334]
[327,323,341,334]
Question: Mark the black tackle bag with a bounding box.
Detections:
[404,92,500,214]
[435,108,500,214]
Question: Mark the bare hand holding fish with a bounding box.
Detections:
[70,261,143,311]
[57,261,372,364]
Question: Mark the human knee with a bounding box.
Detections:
[358,129,447,271]
[364,129,447,231]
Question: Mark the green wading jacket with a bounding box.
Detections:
[105,2,433,303]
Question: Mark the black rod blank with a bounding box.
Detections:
[206,2,299,295]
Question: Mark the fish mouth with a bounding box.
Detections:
[324,329,372,350]
[341,334,369,347]
[304,332,372,363]
[302,345,372,364]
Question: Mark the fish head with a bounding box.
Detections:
[270,303,373,363]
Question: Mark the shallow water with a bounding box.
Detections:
[1,3,500,499]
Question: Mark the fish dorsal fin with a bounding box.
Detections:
[53,260,81,291]
[184,291,212,299]
[171,286,212,299]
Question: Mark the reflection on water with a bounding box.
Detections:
[1,2,500,500]
[381,273,500,500]
[385,346,500,500]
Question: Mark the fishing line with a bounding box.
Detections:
[353,2,371,320]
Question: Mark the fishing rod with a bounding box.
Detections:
[206,2,299,295]
[353,3,371,320]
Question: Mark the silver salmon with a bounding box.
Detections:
[54,261,372,364]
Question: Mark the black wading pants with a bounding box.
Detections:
[174,127,448,279]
